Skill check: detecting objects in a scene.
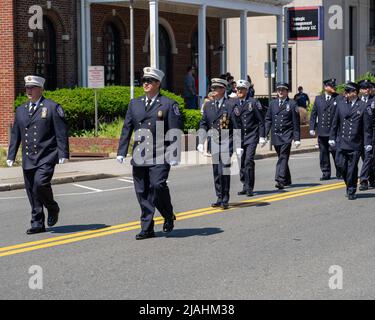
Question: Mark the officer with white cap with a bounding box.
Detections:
[117,67,183,240]
[198,77,239,209]
[265,82,301,190]
[7,75,69,234]
[231,79,266,196]
[329,82,373,200]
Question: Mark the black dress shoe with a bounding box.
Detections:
[211,201,222,208]
[135,231,155,240]
[275,182,285,190]
[348,194,357,200]
[359,182,368,191]
[163,215,176,233]
[320,176,331,181]
[221,203,229,210]
[47,207,60,227]
[246,190,254,197]
[237,190,246,196]
[26,226,46,235]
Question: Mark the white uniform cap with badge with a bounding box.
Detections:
[211,78,228,88]
[143,67,165,82]
[24,75,45,88]
[236,80,250,90]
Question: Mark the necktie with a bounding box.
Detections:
[279,100,283,107]
[29,103,36,115]
[240,100,244,107]
[326,96,330,102]
[215,101,220,111]
[145,99,152,111]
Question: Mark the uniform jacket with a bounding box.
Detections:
[117,93,183,166]
[265,97,301,146]
[231,97,265,146]
[8,96,69,170]
[330,98,373,151]
[309,93,339,137]
[199,97,238,154]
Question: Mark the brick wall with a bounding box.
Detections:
[0,0,15,145]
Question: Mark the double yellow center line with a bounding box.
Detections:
[0,182,346,258]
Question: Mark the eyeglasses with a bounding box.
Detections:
[142,78,158,84]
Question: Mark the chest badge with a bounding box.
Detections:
[248,103,253,112]
[41,107,48,119]
[286,104,290,112]
[157,110,163,120]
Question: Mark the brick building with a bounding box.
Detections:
[0,0,288,145]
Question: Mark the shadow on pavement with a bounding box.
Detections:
[160,227,224,238]
[229,201,270,208]
[356,193,375,199]
[48,224,110,234]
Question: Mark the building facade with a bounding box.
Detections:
[0,0,288,145]
[227,0,375,99]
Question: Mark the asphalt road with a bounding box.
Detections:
[1,153,375,300]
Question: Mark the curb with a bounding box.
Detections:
[0,147,318,192]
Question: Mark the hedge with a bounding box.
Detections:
[14,86,202,133]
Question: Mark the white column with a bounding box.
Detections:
[149,0,159,69]
[130,0,135,99]
[220,18,227,75]
[276,14,284,83]
[283,7,289,85]
[240,10,248,80]
[198,5,207,100]
[81,0,87,86]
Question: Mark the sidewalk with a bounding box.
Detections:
[0,138,319,191]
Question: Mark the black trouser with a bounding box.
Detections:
[23,163,59,228]
[212,152,232,204]
[133,164,174,232]
[318,136,339,178]
[336,149,361,195]
[240,143,257,192]
[360,147,375,184]
[274,143,292,185]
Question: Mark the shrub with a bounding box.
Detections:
[14,86,186,132]
[181,109,202,132]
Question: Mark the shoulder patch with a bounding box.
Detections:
[234,107,241,116]
[56,105,65,118]
[367,107,373,116]
[256,101,263,111]
[173,104,181,116]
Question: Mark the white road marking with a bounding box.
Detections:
[118,179,134,184]
[72,184,103,192]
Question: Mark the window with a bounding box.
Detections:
[271,47,292,92]
[370,0,375,45]
[159,25,171,90]
[33,17,57,90]
[103,23,121,85]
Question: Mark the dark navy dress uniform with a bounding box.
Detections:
[199,97,237,207]
[265,97,301,186]
[330,98,373,196]
[232,97,265,193]
[309,93,340,178]
[359,95,375,186]
[8,97,69,228]
[117,94,182,233]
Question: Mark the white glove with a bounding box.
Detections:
[236,148,244,157]
[117,155,125,164]
[197,144,204,154]
[328,140,336,147]
[294,141,301,149]
[309,130,315,136]
[59,158,67,164]
[365,145,373,152]
[6,160,14,167]
[259,137,267,148]
[170,160,178,166]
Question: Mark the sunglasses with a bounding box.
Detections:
[142,77,158,84]
[211,86,225,90]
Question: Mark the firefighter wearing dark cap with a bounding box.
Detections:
[232,79,266,197]
[309,78,341,180]
[7,75,69,234]
[329,82,373,200]
[265,82,301,190]
[117,67,183,240]
[198,78,238,209]
[358,79,375,190]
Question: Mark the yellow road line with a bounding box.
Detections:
[0,182,346,258]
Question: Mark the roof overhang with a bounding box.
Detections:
[87,0,293,18]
